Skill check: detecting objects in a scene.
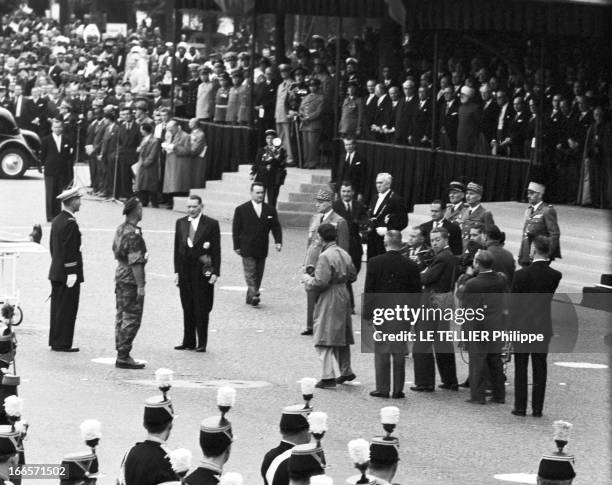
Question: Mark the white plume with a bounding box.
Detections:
[3,396,23,417]
[310,475,333,485]
[14,420,28,435]
[217,386,236,407]
[380,406,400,425]
[300,377,317,395]
[168,448,192,474]
[219,472,244,485]
[308,411,328,434]
[79,419,102,441]
[553,420,573,442]
[155,368,174,387]
[348,438,370,464]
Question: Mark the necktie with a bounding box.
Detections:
[188,220,195,242]
[469,209,473,215]
[529,206,534,217]
[320,214,324,223]
[346,202,351,213]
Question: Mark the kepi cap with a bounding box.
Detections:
[537,452,576,481]
[288,443,325,480]
[280,404,311,433]
[466,182,483,195]
[448,181,465,193]
[57,187,82,202]
[527,181,545,194]
[143,395,174,427]
[370,436,399,465]
[314,189,333,202]
[199,415,233,455]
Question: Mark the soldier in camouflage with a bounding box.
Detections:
[113,197,148,369]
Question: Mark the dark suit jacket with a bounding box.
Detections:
[421,247,456,293]
[365,250,422,294]
[510,261,562,344]
[369,191,408,232]
[232,201,282,259]
[421,219,462,256]
[254,80,278,121]
[41,134,73,179]
[48,210,83,284]
[395,96,418,144]
[373,95,393,128]
[411,99,432,144]
[332,198,367,266]
[335,151,366,196]
[439,99,460,149]
[122,122,142,162]
[362,93,378,138]
[486,241,516,281]
[481,99,500,144]
[174,214,221,276]
[508,110,529,158]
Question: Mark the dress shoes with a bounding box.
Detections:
[174,345,195,350]
[511,409,527,416]
[410,385,434,392]
[392,391,406,399]
[51,347,79,352]
[369,390,390,398]
[465,398,486,405]
[315,379,336,389]
[195,346,207,352]
[336,373,356,384]
[251,296,260,307]
[300,329,313,336]
[438,383,459,391]
[115,356,145,369]
[532,411,543,417]
[458,380,470,388]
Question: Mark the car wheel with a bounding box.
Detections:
[0,147,28,179]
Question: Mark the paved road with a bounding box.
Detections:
[0,170,609,484]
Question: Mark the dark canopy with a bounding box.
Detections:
[174,0,612,37]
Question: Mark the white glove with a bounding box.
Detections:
[375,227,388,237]
[66,274,77,288]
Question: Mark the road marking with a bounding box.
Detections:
[493,473,536,484]
[125,379,272,389]
[554,362,608,369]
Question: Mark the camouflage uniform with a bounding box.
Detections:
[113,222,148,358]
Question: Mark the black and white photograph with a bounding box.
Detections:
[0,0,610,484]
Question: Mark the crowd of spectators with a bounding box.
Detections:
[1,4,610,208]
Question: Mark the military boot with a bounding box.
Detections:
[115,354,145,369]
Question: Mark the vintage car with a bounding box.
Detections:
[0,107,41,179]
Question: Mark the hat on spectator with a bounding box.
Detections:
[264,129,278,138]
[224,51,237,60]
[165,41,174,48]
[279,63,291,72]
[177,41,188,50]
[315,189,333,202]
[527,181,545,194]
[448,181,465,193]
[345,57,358,65]
[198,65,212,74]
[466,182,483,195]
[188,63,200,71]
[293,66,306,76]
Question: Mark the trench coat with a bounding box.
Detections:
[162,128,192,193]
[305,243,356,347]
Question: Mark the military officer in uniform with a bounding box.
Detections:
[48,187,83,352]
[460,182,495,243]
[302,189,349,336]
[0,426,21,484]
[347,437,402,485]
[298,78,325,169]
[287,443,325,485]
[518,181,561,267]
[251,129,288,208]
[184,416,233,485]
[444,181,467,225]
[112,197,147,369]
[261,406,312,485]
[120,395,178,485]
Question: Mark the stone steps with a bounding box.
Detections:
[173,164,332,227]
